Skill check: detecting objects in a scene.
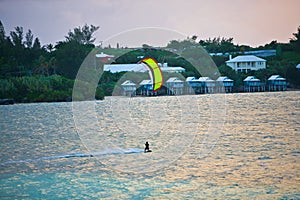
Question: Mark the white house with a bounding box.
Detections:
[226,55,266,73]
[121,80,136,96]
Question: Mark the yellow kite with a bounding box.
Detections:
[140,58,163,92]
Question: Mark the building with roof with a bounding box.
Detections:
[267,75,286,91]
[186,76,234,94]
[198,77,215,93]
[186,77,200,94]
[209,50,276,57]
[96,52,114,63]
[103,63,185,73]
[165,77,184,95]
[160,66,185,73]
[226,55,266,73]
[104,63,147,73]
[121,80,136,96]
[215,76,234,93]
[243,76,265,92]
[139,80,155,96]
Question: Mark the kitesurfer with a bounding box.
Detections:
[144,141,150,152]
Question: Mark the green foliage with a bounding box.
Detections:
[65,24,99,45]
[289,26,300,53]
[0,75,106,102]
[54,41,94,79]
[0,21,48,76]
[167,39,200,50]
[199,37,237,53]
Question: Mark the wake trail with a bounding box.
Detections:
[1,148,144,165]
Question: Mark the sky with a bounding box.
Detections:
[0,0,299,48]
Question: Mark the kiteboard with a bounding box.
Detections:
[144,150,152,153]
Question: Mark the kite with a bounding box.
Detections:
[139,58,163,92]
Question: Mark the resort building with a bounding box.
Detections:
[104,63,147,73]
[165,77,184,95]
[96,52,114,63]
[226,55,266,73]
[104,63,185,73]
[120,74,289,96]
[198,77,215,93]
[296,63,300,71]
[186,77,199,94]
[160,63,185,73]
[267,75,287,91]
[215,76,234,93]
[243,76,265,92]
[121,80,136,96]
[139,80,154,96]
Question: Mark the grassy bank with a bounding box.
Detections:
[0,75,104,103]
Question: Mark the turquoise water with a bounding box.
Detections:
[0,92,299,199]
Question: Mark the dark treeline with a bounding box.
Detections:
[0,21,105,102]
[0,20,300,103]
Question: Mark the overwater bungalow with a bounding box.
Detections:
[243,76,265,92]
[165,77,184,95]
[121,80,136,96]
[267,75,287,91]
[139,80,155,96]
[215,76,234,93]
[186,77,199,94]
[198,77,215,94]
[296,63,300,71]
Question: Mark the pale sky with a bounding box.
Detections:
[0,0,299,47]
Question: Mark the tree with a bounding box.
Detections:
[264,40,278,50]
[55,40,93,79]
[10,26,24,47]
[198,37,236,53]
[32,38,41,49]
[191,35,198,41]
[46,44,54,52]
[25,29,33,48]
[65,24,99,45]
[166,39,200,50]
[167,40,181,49]
[0,20,5,44]
[290,26,300,52]
[142,44,152,49]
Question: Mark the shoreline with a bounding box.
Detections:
[1,89,299,105]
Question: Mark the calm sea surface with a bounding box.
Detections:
[0,91,299,199]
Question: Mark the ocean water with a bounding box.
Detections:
[0,91,299,199]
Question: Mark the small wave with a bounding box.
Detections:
[1,148,144,165]
[93,148,144,156]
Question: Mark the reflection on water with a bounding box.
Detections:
[0,91,299,199]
